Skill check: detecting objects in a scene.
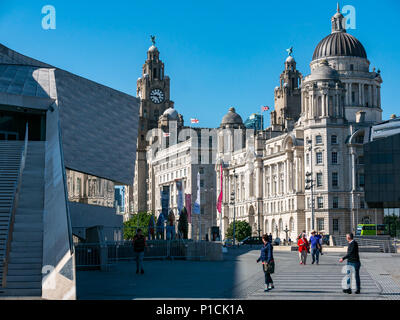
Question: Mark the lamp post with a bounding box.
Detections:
[230,169,238,246]
[306,139,315,231]
[357,194,360,230]
[283,225,290,243]
[204,186,215,241]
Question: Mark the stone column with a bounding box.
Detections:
[358,83,362,106]
[368,85,374,107]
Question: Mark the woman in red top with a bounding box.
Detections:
[298,233,309,265]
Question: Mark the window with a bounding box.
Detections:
[316,173,323,187]
[332,172,338,187]
[316,135,323,144]
[350,64,354,71]
[357,156,364,165]
[356,135,364,144]
[331,135,337,144]
[352,92,355,103]
[199,167,204,174]
[200,180,204,188]
[317,197,324,209]
[316,152,323,164]
[359,173,365,187]
[306,153,310,165]
[333,219,339,232]
[333,196,339,209]
[332,152,338,164]
[360,197,365,209]
[317,218,324,231]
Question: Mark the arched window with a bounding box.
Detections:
[290,217,294,231]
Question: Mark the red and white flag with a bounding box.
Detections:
[190,118,199,124]
[163,132,170,137]
[261,106,269,112]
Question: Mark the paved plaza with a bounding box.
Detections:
[76,247,400,300]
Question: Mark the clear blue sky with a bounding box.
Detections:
[1,0,399,128]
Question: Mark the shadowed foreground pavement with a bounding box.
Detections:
[76,248,400,300]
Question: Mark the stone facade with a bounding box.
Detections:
[66,169,115,208]
[146,119,217,240]
[216,7,384,241]
[131,42,174,216]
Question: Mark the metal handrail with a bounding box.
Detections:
[57,115,74,254]
[2,123,29,288]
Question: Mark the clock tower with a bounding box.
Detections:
[132,37,174,215]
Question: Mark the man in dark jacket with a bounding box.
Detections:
[339,233,361,294]
[133,229,146,274]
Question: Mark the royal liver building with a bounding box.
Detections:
[216,6,384,240]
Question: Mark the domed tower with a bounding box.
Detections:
[310,4,382,123]
[271,52,302,130]
[158,106,184,131]
[301,59,346,122]
[218,107,245,159]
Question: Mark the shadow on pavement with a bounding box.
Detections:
[76,245,261,300]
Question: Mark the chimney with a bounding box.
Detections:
[356,111,366,123]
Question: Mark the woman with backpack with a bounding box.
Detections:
[257,234,275,292]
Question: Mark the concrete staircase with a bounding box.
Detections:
[0,141,24,293]
[0,141,45,297]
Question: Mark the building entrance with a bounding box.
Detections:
[0,106,46,141]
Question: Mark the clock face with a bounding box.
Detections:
[150,89,165,104]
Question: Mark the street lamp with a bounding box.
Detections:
[230,169,238,246]
[306,139,315,231]
[283,225,290,243]
[204,186,215,241]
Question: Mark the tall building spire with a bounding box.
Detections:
[331,3,346,33]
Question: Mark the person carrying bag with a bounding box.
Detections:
[257,234,275,292]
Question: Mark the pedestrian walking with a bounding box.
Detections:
[316,231,324,255]
[257,234,275,292]
[339,233,361,294]
[268,233,272,243]
[148,215,155,240]
[166,210,175,240]
[133,228,146,274]
[298,233,309,265]
[309,230,320,264]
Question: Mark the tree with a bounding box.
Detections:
[225,220,252,242]
[178,207,189,239]
[384,213,400,238]
[124,212,154,240]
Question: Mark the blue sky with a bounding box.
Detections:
[1,0,399,128]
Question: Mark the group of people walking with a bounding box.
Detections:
[297,230,324,265]
[257,231,361,295]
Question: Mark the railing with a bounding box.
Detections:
[2,123,29,287]
[332,235,396,253]
[74,240,209,268]
[57,115,74,254]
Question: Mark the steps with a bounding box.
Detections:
[0,141,24,289]
[0,141,45,297]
